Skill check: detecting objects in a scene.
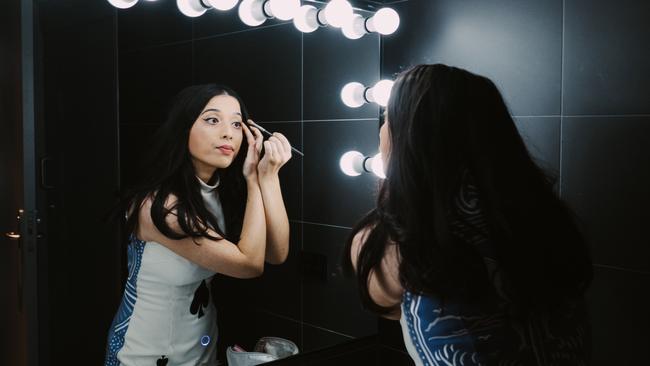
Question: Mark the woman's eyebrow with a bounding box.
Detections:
[201,108,220,116]
[200,108,241,117]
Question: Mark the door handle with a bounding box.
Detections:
[5,231,21,240]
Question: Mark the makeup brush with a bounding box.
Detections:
[248,120,304,157]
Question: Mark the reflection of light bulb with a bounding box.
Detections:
[208,0,238,11]
[370,153,386,178]
[238,0,267,26]
[177,0,209,17]
[341,82,367,108]
[293,5,319,33]
[268,0,300,20]
[340,151,364,176]
[368,80,394,107]
[342,14,366,39]
[367,7,400,35]
[107,0,139,9]
[324,0,353,28]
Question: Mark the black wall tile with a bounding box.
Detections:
[118,0,192,50]
[119,42,193,124]
[193,24,301,122]
[231,221,302,320]
[256,122,303,221]
[302,324,354,353]
[119,123,163,187]
[303,120,379,227]
[562,117,650,272]
[563,0,650,115]
[302,223,378,338]
[513,117,561,178]
[383,0,563,116]
[303,27,380,120]
[38,0,115,32]
[377,318,406,353]
[377,346,414,366]
[587,267,650,365]
[194,8,288,39]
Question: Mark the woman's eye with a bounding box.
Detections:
[204,118,218,124]
[233,121,242,128]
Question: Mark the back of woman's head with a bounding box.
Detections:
[115,84,250,245]
[345,64,592,316]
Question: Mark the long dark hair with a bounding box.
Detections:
[109,84,250,246]
[343,64,592,317]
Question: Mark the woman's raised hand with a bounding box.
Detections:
[241,121,264,183]
[258,131,292,178]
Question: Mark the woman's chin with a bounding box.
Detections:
[209,159,234,170]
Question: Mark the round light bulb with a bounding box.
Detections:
[177,0,208,17]
[370,153,386,179]
[341,82,366,108]
[370,80,394,107]
[208,0,238,11]
[370,8,400,35]
[293,5,319,33]
[340,151,365,176]
[268,0,300,21]
[324,0,353,28]
[238,0,267,26]
[342,14,366,40]
[108,0,139,9]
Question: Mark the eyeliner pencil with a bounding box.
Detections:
[248,121,304,157]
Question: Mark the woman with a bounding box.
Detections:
[104,84,292,365]
[344,64,593,365]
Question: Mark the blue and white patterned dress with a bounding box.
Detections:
[105,176,226,366]
[399,170,589,366]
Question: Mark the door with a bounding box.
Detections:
[1,0,39,365]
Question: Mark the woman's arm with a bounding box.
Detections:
[350,227,404,320]
[138,184,267,279]
[255,129,293,265]
[259,174,290,264]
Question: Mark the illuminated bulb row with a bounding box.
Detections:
[341,80,394,108]
[340,152,385,178]
[107,0,239,13]
[239,0,301,26]
[294,2,399,37]
[108,0,399,38]
[341,8,399,39]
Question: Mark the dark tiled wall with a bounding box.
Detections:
[116,0,382,360]
[382,0,650,364]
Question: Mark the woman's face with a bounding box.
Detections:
[188,94,244,177]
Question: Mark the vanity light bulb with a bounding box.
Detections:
[341,82,367,108]
[370,80,394,107]
[342,14,366,40]
[107,0,139,9]
[293,5,319,33]
[340,151,365,176]
[368,8,400,35]
[208,0,239,11]
[370,153,386,179]
[268,0,300,21]
[177,0,209,17]
[238,0,267,26]
[324,0,353,28]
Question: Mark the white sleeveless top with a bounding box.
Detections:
[105,176,226,366]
